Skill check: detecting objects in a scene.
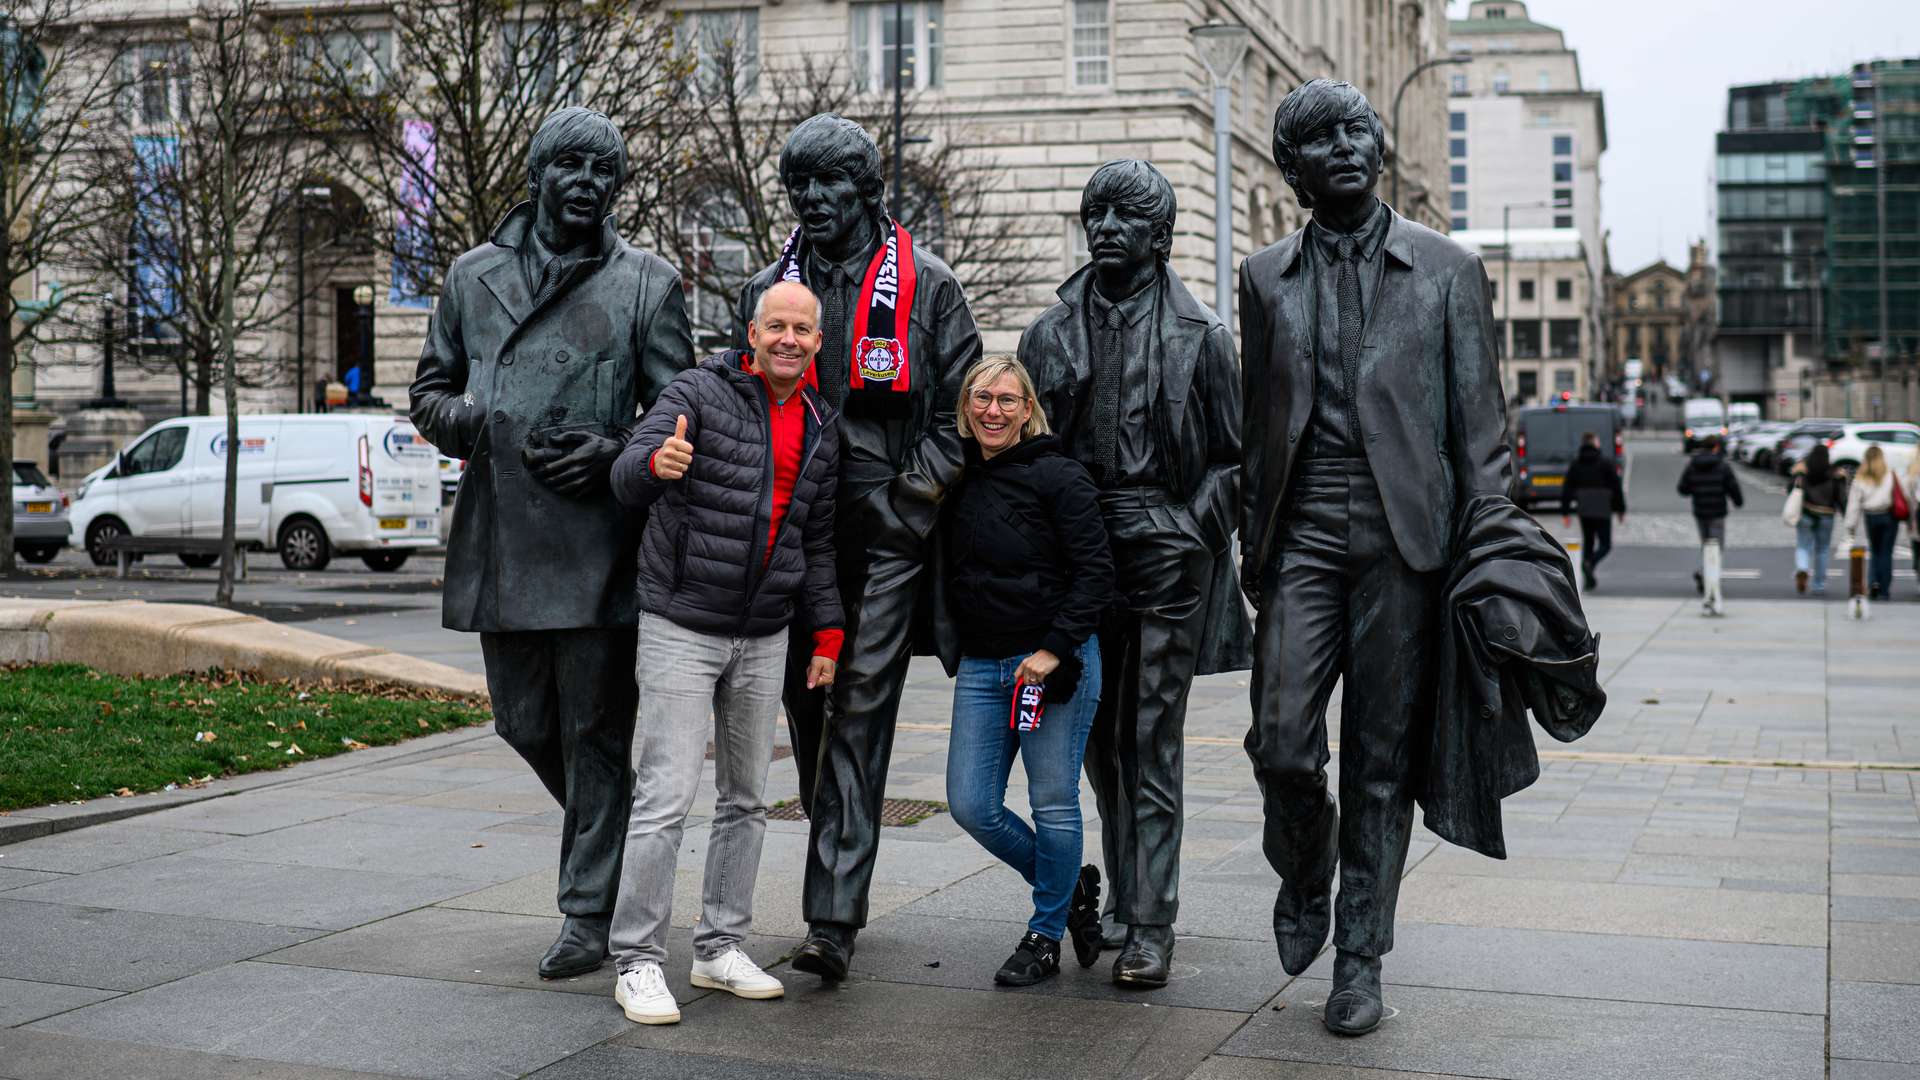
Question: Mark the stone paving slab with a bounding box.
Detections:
[0,823,226,875]
[27,962,632,1080]
[190,816,558,881]
[0,899,321,991]
[524,1045,906,1080]
[1829,981,1920,1066]
[1218,978,1826,1080]
[0,866,64,892]
[0,1028,400,1080]
[1831,921,1920,984]
[117,793,386,836]
[0,977,118,1027]
[1393,871,1828,946]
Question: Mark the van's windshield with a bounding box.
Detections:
[1521,410,1613,465]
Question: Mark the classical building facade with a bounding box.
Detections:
[1450,226,1591,406]
[1604,241,1715,393]
[28,0,1457,461]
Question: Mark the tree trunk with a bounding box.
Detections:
[0,319,15,578]
[195,352,213,415]
[214,41,242,607]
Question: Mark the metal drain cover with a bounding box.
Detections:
[765,798,946,827]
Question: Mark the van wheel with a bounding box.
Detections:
[179,552,220,569]
[278,517,332,571]
[85,518,127,566]
[18,543,61,564]
[360,551,410,572]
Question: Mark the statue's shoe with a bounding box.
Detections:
[1273,878,1333,976]
[539,914,610,980]
[1111,924,1174,988]
[1323,950,1385,1036]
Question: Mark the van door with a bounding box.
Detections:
[188,420,281,539]
[365,420,442,539]
[111,424,192,536]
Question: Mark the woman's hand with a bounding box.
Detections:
[1014,649,1060,686]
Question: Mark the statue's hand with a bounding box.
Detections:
[527,431,621,496]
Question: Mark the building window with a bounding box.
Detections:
[1492,67,1509,93]
[125,43,190,125]
[1556,278,1572,301]
[1553,367,1577,393]
[301,30,392,96]
[1449,137,1466,158]
[1537,70,1551,91]
[1449,111,1466,132]
[1486,5,1507,18]
[1066,215,1089,273]
[1451,164,1467,185]
[852,1,943,93]
[1517,369,1538,401]
[1553,214,1573,228]
[1450,190,1467,211]
[1070,0,1110,88]
[501,20,576,103]
[1625,326,1639,353]
[1652,283,1668,310]
[1518,279,1536,302]
[1489,279,1498,301]
[689,9,760,97]
[680,192,750,350]
[1549,319,1580,358]
[1552,161,1572,183]
[1450,72,1467,94]
[1554,186,1572,208]
[1512,320,1542,357]
[1553,134,1573,157]
[1451,216,1468,231]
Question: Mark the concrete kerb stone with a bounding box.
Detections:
[0,597,493,845]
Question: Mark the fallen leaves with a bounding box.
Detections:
[340,737,369,750]
[194,731,217,743]
[284,742,304,756]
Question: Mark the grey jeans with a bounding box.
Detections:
[609,612,788,970]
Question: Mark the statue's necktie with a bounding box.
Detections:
[1092,305,1124,482]
[818,276,849,409]
[1337,237,1363,445]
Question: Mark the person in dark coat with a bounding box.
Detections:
[1239,79,1514,1036]
[1677,434,1743,599]
[1559,432,1626,590]
[603,281,842,1025]
[409,107,693,979]
[1019,160,1252,989]
[935,355,1114,988]
[732,114,983,980]
[1789,444,1847,596]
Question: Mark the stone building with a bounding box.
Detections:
[24,0,1457,467]
[1451,226,1591,406]
[1604,240,1715,394]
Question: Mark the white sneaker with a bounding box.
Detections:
[614,962,680,1025]
[690,947,785,1000]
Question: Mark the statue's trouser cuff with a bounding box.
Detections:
[1084,492,1210,927]
[480,627,639,917]
[1245,460,1437,959]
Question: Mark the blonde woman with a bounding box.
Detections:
[1843,445,1899,600]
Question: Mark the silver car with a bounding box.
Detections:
[11,460,69,563]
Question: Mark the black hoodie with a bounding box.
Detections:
[1559,444,1625,520]
[1677,451,1744,519]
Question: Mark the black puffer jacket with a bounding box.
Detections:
[1677,451,1744,519]
[941,434,1113,699]
[611,351,842,638]
[1560,445,1625,520]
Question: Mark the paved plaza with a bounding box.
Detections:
[2,592,1917,1079]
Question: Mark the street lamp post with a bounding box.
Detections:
[351,283,374,405]
[1500,198,1554,402]
[1390,54,1470,213]
[1190,19,1251,325]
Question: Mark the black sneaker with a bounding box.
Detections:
[994,931,1061,987]
[1065,865,1103,969]
[1693,571,1704,596]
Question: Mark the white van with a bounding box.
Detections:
[68,414,441,571]
[1681,398,1727,452]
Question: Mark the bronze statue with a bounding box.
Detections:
[410,106,693,979]
[733,113,982,979]
[1019,160,1252,989]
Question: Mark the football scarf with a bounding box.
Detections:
[774,217,917,394]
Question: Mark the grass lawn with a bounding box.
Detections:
[0,664,491,811]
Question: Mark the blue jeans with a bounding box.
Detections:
[947,636,1102,942]
[1865,511,1896,597]
[1796,513,1834,592]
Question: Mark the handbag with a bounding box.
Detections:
[1892,477,1910,524]
[1781,484,1804,528]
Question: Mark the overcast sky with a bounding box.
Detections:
[1446,0,1916,274]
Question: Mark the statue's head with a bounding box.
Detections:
[1272,78,1384,211]
[779,113,886,253]
[526,107,628,243]
[1080,159,1176,273]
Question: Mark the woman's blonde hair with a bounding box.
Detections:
[955,354,1051,440]
[1859,444,1888,484]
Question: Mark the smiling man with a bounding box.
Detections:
[1239,79,1512,1035]
[733,114,981,981]
[410,106,693,980]
[1019,159,1252,989]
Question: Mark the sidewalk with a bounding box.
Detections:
[1,596,1916,1080]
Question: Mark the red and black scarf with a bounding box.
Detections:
[774,217,918,393]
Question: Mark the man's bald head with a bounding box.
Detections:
[754,280,823,326]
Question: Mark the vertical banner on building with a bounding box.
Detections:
[130,134,180,338]
[390,118,435,308]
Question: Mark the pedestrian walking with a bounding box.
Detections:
[603,281,844,1026]
[1843,445,1901,601]
[1560,432,1626,590]
[932,355,1115,988]
[1787,444,1847,597]
[1677,434,1742,615]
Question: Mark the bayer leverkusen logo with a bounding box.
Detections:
[855,337,902,382]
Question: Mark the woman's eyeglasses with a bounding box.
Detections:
[969,391,1026,413]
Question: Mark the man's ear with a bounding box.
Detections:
[1152,221,1174,261]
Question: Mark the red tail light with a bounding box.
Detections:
[61,493,70,509]
[1516,431,1527,459]
[1823,438,1834,448]
[357,435,373,507]
[1614,431,1624,472]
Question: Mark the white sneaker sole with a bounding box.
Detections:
[615,988,681,1025]
[690,972,785,1000]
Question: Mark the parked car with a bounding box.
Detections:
[1772,419,1848,475]
[10,460,70,563]
[1731,421,1793,466]
[69,414,441,571]
[1681,398,1728,452]
[1824,422,1920,477]
[1727,402,1762,427]
[1512,403,1622,508]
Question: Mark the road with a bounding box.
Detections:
[5,433,1913,669]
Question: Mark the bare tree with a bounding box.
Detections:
[641,42,1045,349]
[295,0,698,305]
[0,0,131,575]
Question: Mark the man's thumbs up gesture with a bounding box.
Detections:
[651,415,694,480]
